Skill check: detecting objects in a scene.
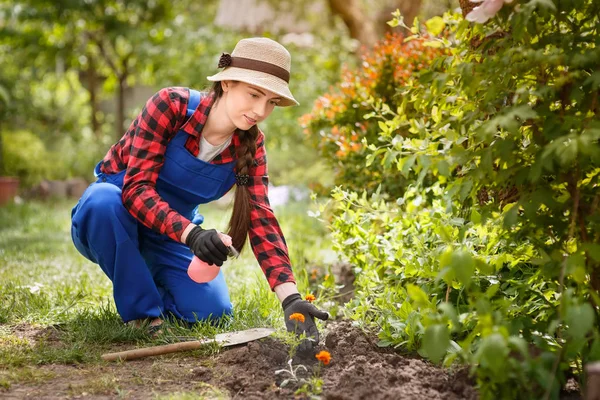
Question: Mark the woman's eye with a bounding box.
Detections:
[250,93,259,98]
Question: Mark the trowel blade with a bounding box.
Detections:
[214,327,276,346]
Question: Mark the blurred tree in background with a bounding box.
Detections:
[0,0,453,189]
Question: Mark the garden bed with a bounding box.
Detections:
[2,320,477,399]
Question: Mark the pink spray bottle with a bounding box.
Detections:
[187,232,239,283]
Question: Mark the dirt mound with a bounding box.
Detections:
[207,320,477,399]
[216,337,293,398]
[320,320,478,399]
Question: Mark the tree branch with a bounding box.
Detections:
[327,0,378,48]
[85,31,120,77]
[376,0,423,33]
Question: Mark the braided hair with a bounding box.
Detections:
[209,81,258,253]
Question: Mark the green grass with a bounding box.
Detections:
[154,386,229,400]
[0,198,333,373]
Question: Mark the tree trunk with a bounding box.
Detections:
[327,0,378,48]
[116,75,126,140]
[0,119,4,174]
[87,54,101,138]
[458,0,477,17]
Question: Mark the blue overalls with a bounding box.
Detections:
[70,90,236,323]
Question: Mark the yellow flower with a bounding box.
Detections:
[305,294,316,303]
[315,350,331,365]
[289,313,305,323]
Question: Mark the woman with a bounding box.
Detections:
[71,37,328,351]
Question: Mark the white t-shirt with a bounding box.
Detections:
[197,135,233,162]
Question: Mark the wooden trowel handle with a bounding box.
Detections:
[101,339,212,362]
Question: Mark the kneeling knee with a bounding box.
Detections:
[85,184,127,218]
[182,297,233,322]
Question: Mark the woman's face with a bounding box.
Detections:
[221,81,282,130]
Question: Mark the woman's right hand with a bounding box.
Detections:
[185,225,229,266]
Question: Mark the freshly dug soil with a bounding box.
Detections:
[319,320,477,400]
[192,319,478,399]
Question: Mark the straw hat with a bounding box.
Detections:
[207,37,299,107]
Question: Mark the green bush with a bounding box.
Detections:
[314,1,600,398]
[300,32,446,196]
[0,129,103,187]
[1,130,53,187]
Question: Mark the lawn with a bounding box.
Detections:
[0,199,479,399]
[0,198,335,398]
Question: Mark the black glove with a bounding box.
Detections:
[185,225,229,266]
[282,293,329,352]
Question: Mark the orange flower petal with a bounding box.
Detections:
[315,350,331,365]
[289,313,305,323]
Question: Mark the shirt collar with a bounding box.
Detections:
[180,92,215,138]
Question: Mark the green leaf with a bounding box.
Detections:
[503,204,519,229]
[583,243,600,262]
[398,301,413,319]
[411,16,420,34]
[422,324,450,363]
[470,209,481,224]
[438,303,460,331]
[565,303,595,341]
[406,284,432,308]
[425,16,446,36]
[458,179,473,202]
[451,249,475,286]
[566,253,587,284]
[475,333,509,376]
[475,258,494,275]
[487,105,538,134]
[378,120,389,134]
[584,71,600,90]
[437,160,450,177]
[400,154,417,176]
[530,0,557,11]
[588,335,600,362]
[508,336,529,359]
[423,40,443,48]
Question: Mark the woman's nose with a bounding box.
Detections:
[253,101,268,119]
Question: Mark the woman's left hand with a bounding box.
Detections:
[282,293,329,352]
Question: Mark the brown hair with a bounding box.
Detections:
[209,81,258,253]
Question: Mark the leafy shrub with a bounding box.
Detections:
[1,130,53,187]
[313,1,600,398]
[300,32,445,196]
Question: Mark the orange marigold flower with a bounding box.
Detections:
[305,294,316,303]
[315,350,331,365]
[289,313,305,323]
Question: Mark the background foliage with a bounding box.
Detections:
[301,32,445,195]
[0,0,355,187]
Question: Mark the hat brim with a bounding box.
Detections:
[207,67,299,107]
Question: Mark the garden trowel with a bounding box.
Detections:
[101,327,275,362]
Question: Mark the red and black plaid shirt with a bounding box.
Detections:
[100,87,295,290]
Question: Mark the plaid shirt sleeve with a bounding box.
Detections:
[247,132,297,290]
[121,87,192,242]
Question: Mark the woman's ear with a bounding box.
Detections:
[221,80,230,92]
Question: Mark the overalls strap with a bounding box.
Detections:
[187,89,202,118]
